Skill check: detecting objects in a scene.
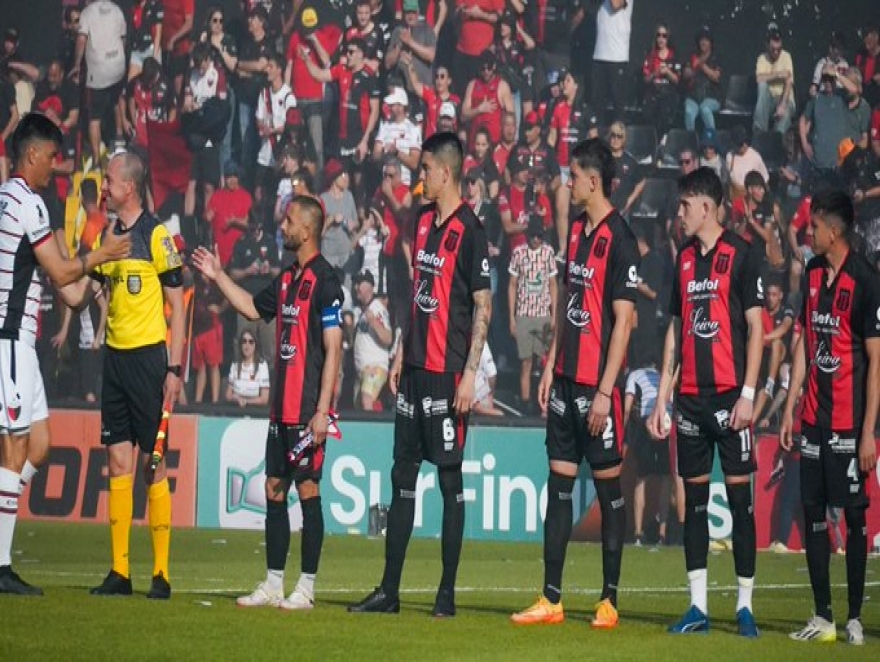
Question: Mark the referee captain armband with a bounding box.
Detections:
[321,302,343,329]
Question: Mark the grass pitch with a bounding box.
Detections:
[1,521,877,661]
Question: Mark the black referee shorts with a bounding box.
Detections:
[394,367,468,467]
[675,390,757,480]
[101,343,166,453]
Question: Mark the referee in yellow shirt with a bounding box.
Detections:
[87,151,185,599]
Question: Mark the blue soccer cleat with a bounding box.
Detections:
[669,605,710,634]
[736,608,759,638]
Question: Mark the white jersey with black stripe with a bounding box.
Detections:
[0,176,53,348]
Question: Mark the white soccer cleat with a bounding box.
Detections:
[846,619,865,645]
[279,586,315,611]
[236,581,283,608]
[789,615,837,643]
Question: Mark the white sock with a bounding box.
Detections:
[297,572,316,598]
[687,568,708,615]
[18,461,37,494]
[0,468,21,567]
[736,576,754,613]
[266,569,284,592]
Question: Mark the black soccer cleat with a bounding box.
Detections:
[90,570,133,596]
[431,587,456,618]
[348,586,400,613]
[0,566,43,596]
[147,572,171,600]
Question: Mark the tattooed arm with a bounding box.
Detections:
[453,289,493,416]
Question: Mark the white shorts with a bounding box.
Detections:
[0,340,47,435]
[130,47,160,68]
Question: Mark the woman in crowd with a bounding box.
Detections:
[494,9,536,126]
[200,5,239,174]
[642,22,682,138]
[464,127,502,200]
[226,330,271,407]
[682,25,722,132]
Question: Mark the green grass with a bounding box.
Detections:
[1,521,877,661]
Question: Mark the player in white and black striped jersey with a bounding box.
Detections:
[0,113,130,596]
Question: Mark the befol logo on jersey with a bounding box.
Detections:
[687,278,720,294]
[414,279,440,314]
[811,310,840,331]
[689,307,720,339]
[416,249,446,270]
[568,262,594,281]
[281,303,301,322]
[566,293,591,328]
[813,340,841,374]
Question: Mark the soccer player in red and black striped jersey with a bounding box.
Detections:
[647,167,765,637]
[349,132,492,618]
[779,190,880,645]
[512,138,639,629]
[193,195,343,611]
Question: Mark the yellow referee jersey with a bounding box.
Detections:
[92,213,183,350]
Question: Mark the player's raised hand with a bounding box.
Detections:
[192,245,222,280]
[778,409,794,451]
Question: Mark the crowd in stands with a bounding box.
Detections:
[1,0,879,428]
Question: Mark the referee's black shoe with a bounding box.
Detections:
[0,566,43,595]
[147,572,171,599]
[431,587,455,618]
[348,586,400,613]
[90,570,133,596]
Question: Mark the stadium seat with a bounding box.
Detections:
[656,129,699,169]
[625,125,657,166]
[630,178,678,224]
[719,75,757,125]
[712,128,734,158]
[751,129,786,171]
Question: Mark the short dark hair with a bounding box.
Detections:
[811,189,855,235]
[142,57,162,83]
[191,42,212,66]
[289,194,325,239]
[81,178,99,206]
[422,131,464,183]
[11,112,63,168]
[292,168,314,194]
[744,170,766,189]
[571,138,615,198]
[268,50,286,70]
[678,167,724,207]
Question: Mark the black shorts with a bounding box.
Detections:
[190,144,221,186]
[265,422,326,484]
[86,81,123,123]
[630,419,670,478]
[546,376,623,470]
[799,423,868,509]
[166,52,189,80]
[394,367,468,467]
[101,343,166,452]
[675,390,757,479]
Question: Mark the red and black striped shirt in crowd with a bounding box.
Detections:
[405,202,491,373]
[554,210,639,387]
[254,254,343,425]
[671,230,764,397]
[801,251,880,431]
[330,64,380,150]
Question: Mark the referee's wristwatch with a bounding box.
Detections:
[166,365,182,378]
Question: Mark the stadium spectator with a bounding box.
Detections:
[207,161,252,267]
[352,207,386,291]
[255,52,296,204]
[726,125,769,200]
[454,0,505,95]
[730,170,786,275]
[72,0,128,163]
[319,159,357,274]
[225,330,271,406]
[842,131,880,253]
[190,270,226,404]
[340,0,387,73]
[373,87,422,186]
[127,0,164,81]
[386,0,437,90]
[629,224,663,371]
[494,9,536,120]
[464,127,501,199]
[513,109,560,187]
[754,24,796,134]
[368,157,412,298]
[785,193,812,292]
[352,270,392,411]
[839,68,871,149]
[698,129,728,190]
[799,64,849,186]
[34,59,80,140]
[607,122,646,218]
[462,50,514,150]
[228,211,281,365]
[465,172,502,294]
[507,215,556,412]
[682,25,721,132]
[492,111,517,179]
[200,6,239,171]
[808,32,848,98]
[624,360,671,547]
[854,25,880,109]
[161,0,195,95]
[58,6,82,74]
[500,156,551,250]
[126,57,175,150]
[592,0,633,125]
[236,7,272,174]
[402,55,459,140]
[641,23,682,138]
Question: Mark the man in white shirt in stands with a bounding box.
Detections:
[352,271,392,411]
[256,52,296,204]
[754,24,796,134]
[592,0,632,125]
[372,87,422,186]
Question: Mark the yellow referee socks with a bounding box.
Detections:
[148,478,172,579]
[109,475,133,578]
